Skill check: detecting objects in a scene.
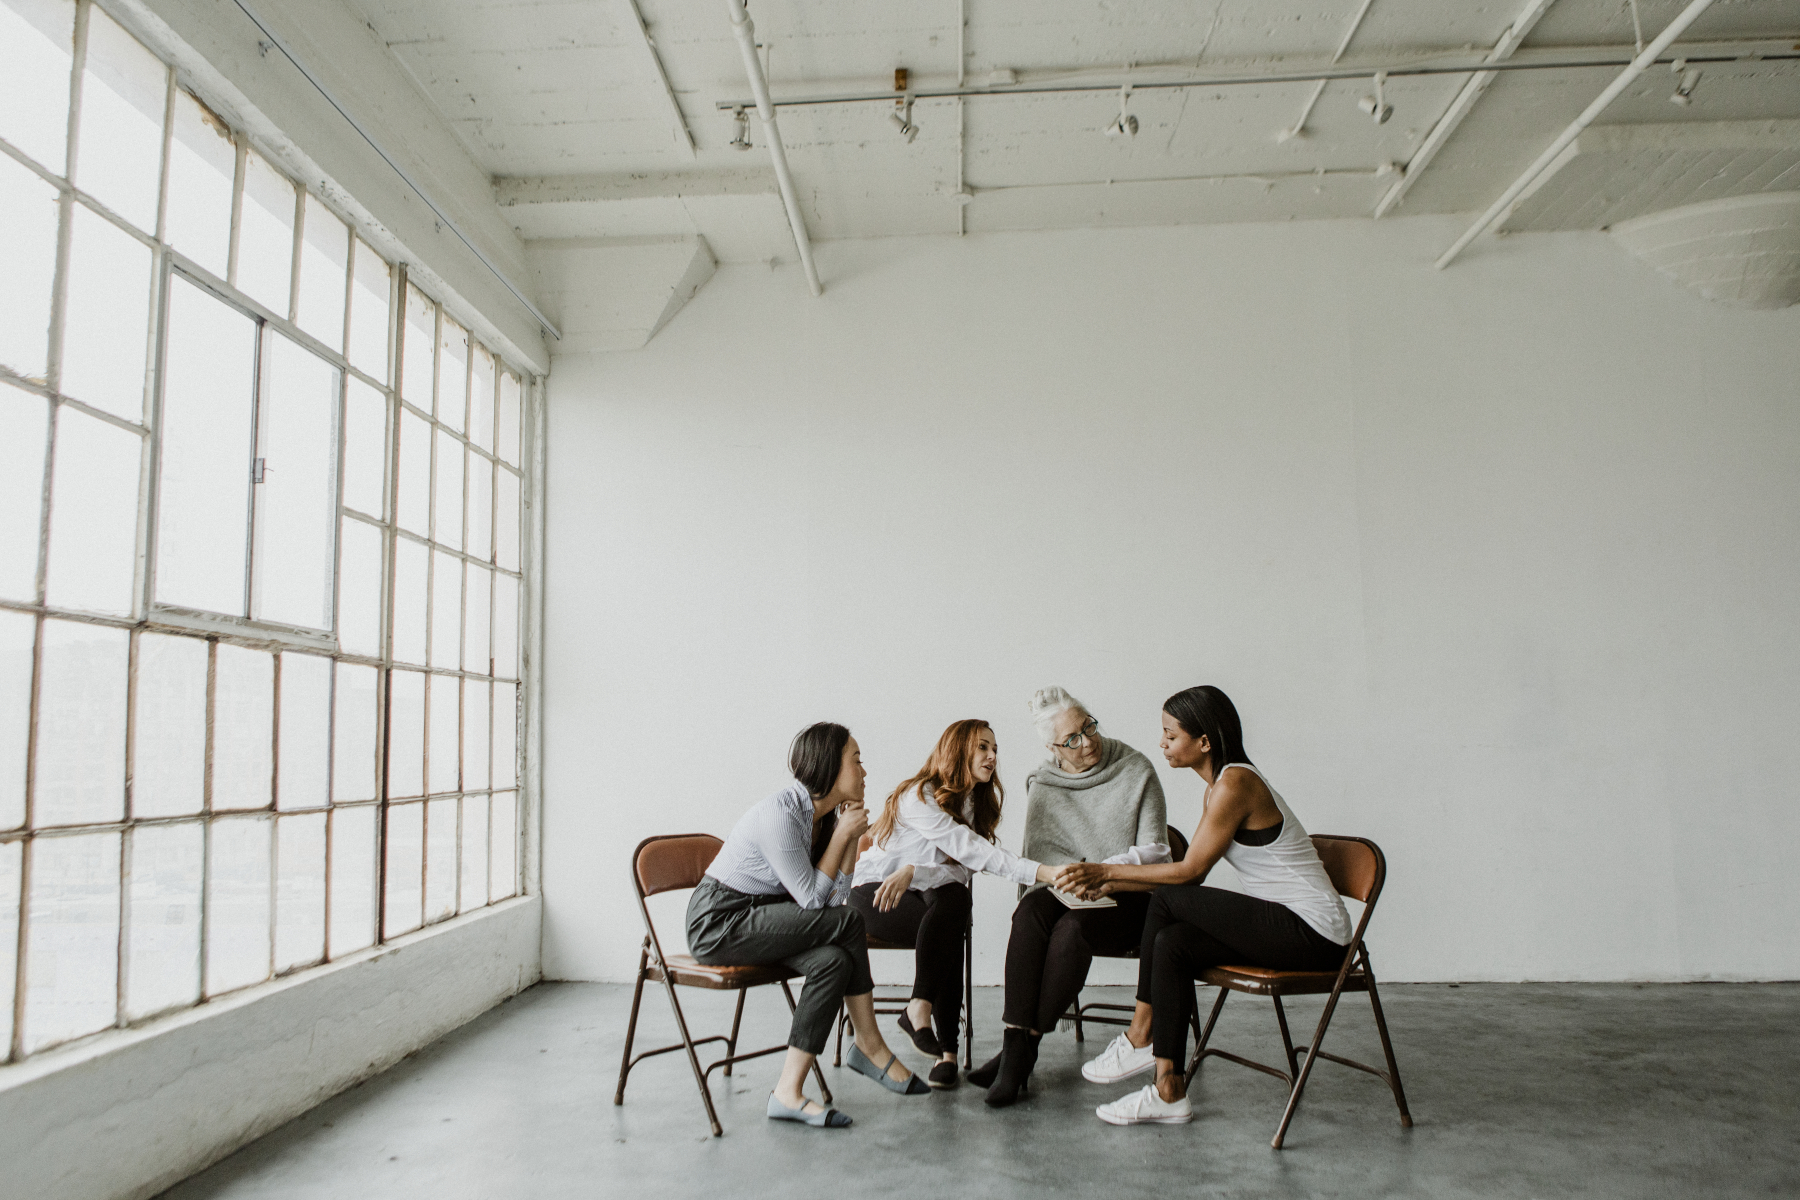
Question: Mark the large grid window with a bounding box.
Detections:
[0,0,531,1063]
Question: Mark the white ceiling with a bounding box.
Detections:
[339,0,1800,260]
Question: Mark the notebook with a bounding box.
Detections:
[1049,885,1117,910]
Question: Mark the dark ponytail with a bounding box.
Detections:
[1162,686,1251,773]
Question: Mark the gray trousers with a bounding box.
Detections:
[686,876,874,1056]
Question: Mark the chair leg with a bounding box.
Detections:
[1185,986,1229,1085]
[964,919,974,1069]
[781,980,833,1105]
[1271,994,1301,1080]
[723,989,748,1078]
[1073,989,1085,1042]
[614,944,651,1105]
[1271,977,1354,1150]
[1364,964,1413,1127]
[833,1001,849,1068]
[655,969,723,1137]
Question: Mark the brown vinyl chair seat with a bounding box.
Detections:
[1201,963,1372,996]
[651,954,800,990]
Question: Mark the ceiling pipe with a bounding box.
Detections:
[725,0,823,296]
[1434,0,1719,269]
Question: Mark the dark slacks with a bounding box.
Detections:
[1135,885,1345,1063]
[685,876,874,1056]
[1002,886,1151,1035]
[847,881,971,1053]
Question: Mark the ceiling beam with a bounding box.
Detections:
[1373,0,1557,219]
[622,0,696,159]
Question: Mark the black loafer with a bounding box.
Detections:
[928,1060,959,1090]
[898,1012,944,1058]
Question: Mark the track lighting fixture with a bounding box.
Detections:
[1669,59,1702,105]
[1357,71,1393,125]
[1103,84,1138,138]
[889,98,919,142]
[728,106,751,150]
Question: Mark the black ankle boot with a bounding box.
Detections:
[984,1028,1039,1108]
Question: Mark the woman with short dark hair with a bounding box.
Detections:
[687,722,928,1130]
[1056,686,1352,1127]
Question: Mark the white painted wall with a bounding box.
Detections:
[0,897,541,1200]
[540,217,1800,987]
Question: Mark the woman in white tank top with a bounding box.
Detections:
[1051,686,1352,1127]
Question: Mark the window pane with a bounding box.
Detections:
[490,791,517,902]
[0,383,49,601]
[383,800,422,936]
[433,429,463,551]
[212,644,272,811]
[74,7,164,234]
[494,573,519,682]
[124,821,201,1019]
[23,830,119,1052]
[498,372,521,467]
[436,320,467,433]
[275,810,325,972]
[464,563,490,677]
[237,149,294,317]
[391,536,427,666]
[342,377,386,519]
[132,632,206,818]
[205,814,271,994]
[295,193,347,350]
[335,519,381,659]
[466,453,492,564]
[459,792,488,914]
[429,549,461,671]
[0,610,35,830]
[34,620,126,826]
[387,669,423,799]
[347,239,389,381]
[155,276,255,615]
[277,652,330,810]
[425,794,455,922]
[0,154,60,381]
[427,672,457,795]
[462,678,490,793]
[469,345,495,453]
[62,204,152,422]
[396,411,432,541]
[328,804,375,957]
[496,468,520,573]
[0,839,17,1052]
[0,0,75,173]
[164,91,234,279]
[494,683,518,791]
[44,407,140,616]
[331,662,377,802]
[252,334,338,631]
[400,285,433,411]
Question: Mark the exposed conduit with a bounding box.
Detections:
[1279,0,1378,142]
[725,0,823,296]
[1434,0,1719,269]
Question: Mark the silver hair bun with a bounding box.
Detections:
[1028,685,1085,742]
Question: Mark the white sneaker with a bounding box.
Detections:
[1096,1083,1194,1126]
[1081,1032,1156,1084]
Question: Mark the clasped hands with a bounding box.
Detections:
[1050,861,1111,900]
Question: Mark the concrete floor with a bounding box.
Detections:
[161,980,1800,1200]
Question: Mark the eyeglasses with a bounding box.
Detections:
[1054,718,1100,751]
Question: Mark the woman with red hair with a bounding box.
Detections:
[849,719,1065,1089]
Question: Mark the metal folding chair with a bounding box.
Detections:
[614,833,832,1137]
[1185,834,1412,1148]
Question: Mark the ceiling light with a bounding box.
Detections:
[1357,71,1393,125]
[889,98,919,143]
[728,107,751,151]
[1104,84,1138,138]
[1670,60,1702,105]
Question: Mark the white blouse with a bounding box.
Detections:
[852,787,1040,891]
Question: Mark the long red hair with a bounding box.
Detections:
[871,719,1004,847]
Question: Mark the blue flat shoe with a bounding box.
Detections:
[766,1093,852,1128]
[846,1044,930,1095]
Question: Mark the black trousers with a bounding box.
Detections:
[1135,886,1346,1063]
[1002,886,1151,1035]
[847,881,970,1053]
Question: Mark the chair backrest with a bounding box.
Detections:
[633,834,723,899]
[1167,823,1190,863]
[1310,835,1383,905]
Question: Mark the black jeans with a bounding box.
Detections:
[1002,886,1151,1035]
[847,881,971,1054]
[686,877,875,1056]
[1135,886,1346,1063]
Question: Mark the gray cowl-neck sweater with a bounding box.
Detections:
[1020,736,1167,896]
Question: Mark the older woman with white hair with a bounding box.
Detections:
[967,686,1169,1107]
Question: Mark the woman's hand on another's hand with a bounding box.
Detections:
[1075,880,1116,901]
[1053,862,1105,893]
[874,865,914,911]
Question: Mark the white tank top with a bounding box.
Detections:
[1215,764,1351,946]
